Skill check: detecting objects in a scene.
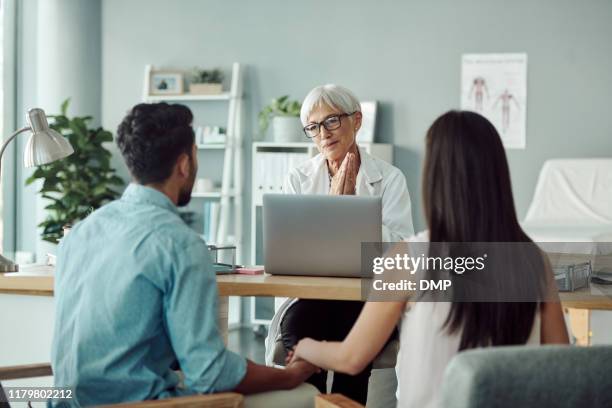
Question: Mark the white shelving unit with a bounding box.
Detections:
[142,63,245,262]
[197,143,226,150]
[249,141,393,325]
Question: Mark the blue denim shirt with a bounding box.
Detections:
[51,184,246,406]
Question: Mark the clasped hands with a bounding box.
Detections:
[329,152,357,195]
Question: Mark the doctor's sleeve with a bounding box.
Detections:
[381,170,414,241]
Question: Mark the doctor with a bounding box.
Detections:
[266,84,414,404]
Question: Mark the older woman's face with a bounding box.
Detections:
[308,104,362,162]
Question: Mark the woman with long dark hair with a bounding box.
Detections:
[289,110,569,407]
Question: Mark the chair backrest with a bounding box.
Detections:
[524,159,612,226]
[0,363,53,408]
[0,384,9,408]
[440,345,612,408]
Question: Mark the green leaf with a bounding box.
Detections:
[109,175,124,185]
[25,174,38,185]
[92,184,108,196]
[60,99,70,116]
[45,202,66,211]
[94,130,113,143]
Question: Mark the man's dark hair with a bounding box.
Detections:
[117,103,195,184]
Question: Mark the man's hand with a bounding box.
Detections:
[284,357,320,387]
[233,358,320,394]
[330,153,357,195]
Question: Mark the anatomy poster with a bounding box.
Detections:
[461,53,527,149]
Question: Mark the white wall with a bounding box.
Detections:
[15,0,102,262]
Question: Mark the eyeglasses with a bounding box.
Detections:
[303,112,356,138]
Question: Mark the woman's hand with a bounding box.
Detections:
[330,153,357,195]
[287,338,319,365]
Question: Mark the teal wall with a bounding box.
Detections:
[13,0,612,258]
[101,0,612,244]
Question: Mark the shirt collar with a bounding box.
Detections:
[357,146,383,184]
[121,183,179,215]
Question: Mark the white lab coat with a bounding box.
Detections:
[264,146,414,365]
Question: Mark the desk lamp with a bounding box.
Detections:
[0,108,74,272]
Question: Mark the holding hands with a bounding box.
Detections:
[286,338,319,366]
[283,356,320,386]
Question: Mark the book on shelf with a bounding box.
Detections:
[202,202,220,244]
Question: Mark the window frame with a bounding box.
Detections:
[1,0,18,255]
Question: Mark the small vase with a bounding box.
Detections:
[272,116,303,143]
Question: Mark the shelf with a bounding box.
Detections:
[192,190,237,198]
[197,143,226,150]
[144,93,231,102]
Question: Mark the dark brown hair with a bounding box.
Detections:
[117,103,195,184]
[423,110,540,350]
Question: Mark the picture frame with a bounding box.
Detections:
[149,71,184,95]
[356,101,378,143]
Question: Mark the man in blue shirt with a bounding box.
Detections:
[51,103,317,406]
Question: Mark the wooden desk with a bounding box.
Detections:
[1,268,611,346]
[216,274,361,300]
[0,272,359,300]
[0,270,610,309]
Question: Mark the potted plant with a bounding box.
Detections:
[258,95,303,142]
[189,68,223,95]
[25,99,124,243]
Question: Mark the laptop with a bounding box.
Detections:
[263,194,382,277]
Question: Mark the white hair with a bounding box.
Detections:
[300,84,361,126]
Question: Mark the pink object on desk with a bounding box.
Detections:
[236,266,265,275]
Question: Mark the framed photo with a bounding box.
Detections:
[356,101,378,143]
[149,71,184,95]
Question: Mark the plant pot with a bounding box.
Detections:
[189,83,223,95]
[272,116,303,143]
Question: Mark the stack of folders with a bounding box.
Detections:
[202,202,220,244]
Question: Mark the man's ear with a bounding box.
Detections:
[353,111,363,133]
[177,153,191,179]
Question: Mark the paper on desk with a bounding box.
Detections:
[7,264,55,276]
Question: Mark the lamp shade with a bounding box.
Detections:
[23,108,74,167]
